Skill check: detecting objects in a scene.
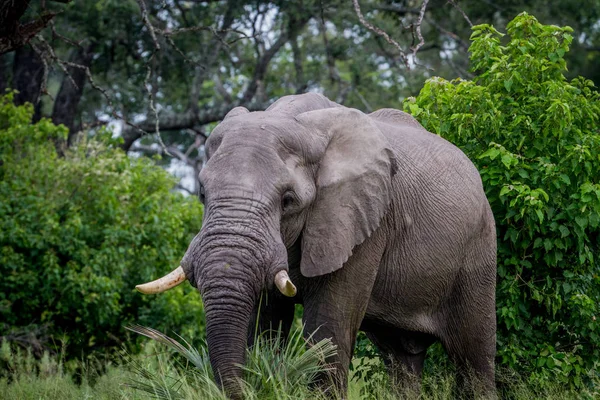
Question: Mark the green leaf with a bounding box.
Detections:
[589,213,599,228]
[563,271,575,279]
[535,209,544,223]
[500,185,512,197]
[408,103,422,116]
[501,153,515,168]
[537,189,549,202]
[575,216,588,229]
[479,147,500,160]
[537,357,546,368]
[559,174,571,185]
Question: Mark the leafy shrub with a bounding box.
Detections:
[404,13,600,388]
[0,93,204,359]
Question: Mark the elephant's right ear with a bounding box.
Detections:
[295,107,397,278]
[224,106,249,120]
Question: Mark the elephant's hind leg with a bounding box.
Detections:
[440,268,497,398]
[365,327,434,395]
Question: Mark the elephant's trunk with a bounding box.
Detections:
[178,194,292,397]
[203,284,255,399]
[188,203,280,397]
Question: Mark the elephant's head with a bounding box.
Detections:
[135,93,397,397]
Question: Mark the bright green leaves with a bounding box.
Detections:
[405,13,600,389]
[0,95,205,359]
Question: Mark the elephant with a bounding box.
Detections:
[136,93,497,398]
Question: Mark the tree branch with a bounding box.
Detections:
[120,99,271,151]
[136,0,160,51]
[426,16,470,50]
[410,0,430,57]
[290,35,306,93]
[240,13,311,103]
[447,0,473,27]
[319,3,340,84]
[123,3,310,151]
[52,43,97,145]
[0,0,74,55]
[353,0,410,67]
[130,143,190,165]
[188,0,235,110]
[213,74,233,103]
[0,13,57,55]
[372,5,421,16]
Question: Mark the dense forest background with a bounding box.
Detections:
[1,1,599,398]
[1,0,600,192]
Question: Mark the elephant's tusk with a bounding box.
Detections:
[274,270,297,297]
[136,266,187,294]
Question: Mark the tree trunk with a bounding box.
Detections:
[12,45,43,122]
[51,43,96,145]
[0,53,9,94]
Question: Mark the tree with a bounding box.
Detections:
[405,13,600,387]
[0,93,204,358]
[0,1,489,192]
[3,2,599,196]
[0,0,71,55]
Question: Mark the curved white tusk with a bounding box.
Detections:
[274,270,297,297]
[136,266,187,294]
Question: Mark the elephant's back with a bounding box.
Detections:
[371,113,482,195]
[370,108,492,256]
[369,108,425,130]
[365,109,495,333]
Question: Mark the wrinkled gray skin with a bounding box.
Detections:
[180,93,496,398]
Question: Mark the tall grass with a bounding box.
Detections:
[124,324,338,399]
[1,330,598,399]
[0,340,136,399]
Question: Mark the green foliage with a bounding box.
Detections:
[0,339,143,399]
[350,332,387,397]
[0,93,204,358]
[126,325,338,400]
[404,13,600,388]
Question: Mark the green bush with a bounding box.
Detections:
[404,13,600,388]
[0,93,204,359]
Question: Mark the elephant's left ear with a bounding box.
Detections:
[295,107,398,278]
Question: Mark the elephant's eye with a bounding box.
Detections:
[198,183,206,204]
[282,191,296,212]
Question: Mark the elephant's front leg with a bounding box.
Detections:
[247,291,295,347]
[301,238,385,396]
